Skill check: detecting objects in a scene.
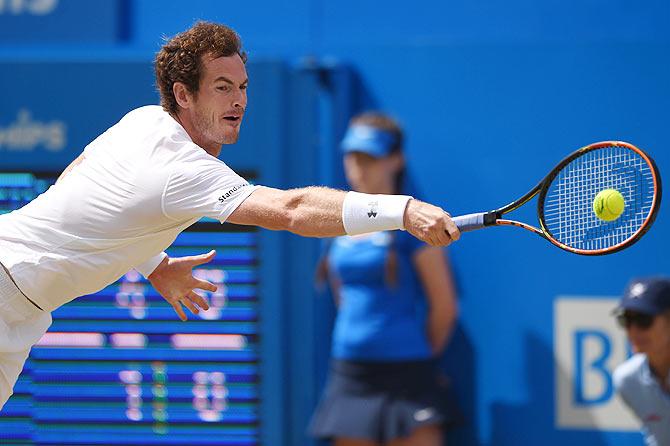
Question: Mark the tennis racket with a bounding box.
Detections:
[452,141,662,255]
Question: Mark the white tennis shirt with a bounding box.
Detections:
[613,353,670,446]
[0,106,258,312]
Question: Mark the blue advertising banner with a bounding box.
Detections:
[0,61,158,170]
[0,0,125,43]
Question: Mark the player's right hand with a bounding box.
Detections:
[148,250,218,321]
[403,199,460,246]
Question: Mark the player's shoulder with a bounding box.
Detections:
[118,106,239,177]
[172,144,231,171]
[120,106,210,158]
[168,147,242,188]
[118,105,184,136]
[122,105,166,120]
[613,353,646,391]
[104,105,176,142]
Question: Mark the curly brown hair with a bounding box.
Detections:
[155,21,248,115]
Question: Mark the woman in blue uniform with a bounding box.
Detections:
[310,112,460,446]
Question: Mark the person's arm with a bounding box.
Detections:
[229,186,345,236]
[612,364,643,422]
[227,186,460,246]
[413,246,459,354]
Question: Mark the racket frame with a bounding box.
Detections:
[484,141,662,255]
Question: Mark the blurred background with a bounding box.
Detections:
[0,0,667,445]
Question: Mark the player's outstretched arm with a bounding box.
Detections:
[228,186,346,237]
[148,251,218,321]
[227,186,460,245]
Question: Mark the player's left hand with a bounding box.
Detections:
[148,250,218,321]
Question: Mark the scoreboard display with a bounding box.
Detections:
[0,173,261,445]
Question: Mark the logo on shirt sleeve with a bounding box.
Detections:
[218,183,249,203]
[644,413,662,423]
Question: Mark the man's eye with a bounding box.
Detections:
[240,85,248,90]
[217,86,229,91]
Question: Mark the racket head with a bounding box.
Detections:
[537,141,661,255]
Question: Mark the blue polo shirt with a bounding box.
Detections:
[613,354,670,446]
[327,230,432,361]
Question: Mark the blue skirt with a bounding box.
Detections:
[309,359,462,442]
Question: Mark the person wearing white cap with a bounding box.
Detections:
[613,277,670,446]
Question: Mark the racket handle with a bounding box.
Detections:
[452,212,493,232]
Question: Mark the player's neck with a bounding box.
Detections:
[365,181,395,195]
[171,111,221,157]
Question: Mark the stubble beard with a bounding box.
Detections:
[193,108,239,148]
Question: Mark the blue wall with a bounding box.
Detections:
[1,1,667,445]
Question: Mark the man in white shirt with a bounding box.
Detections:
[0,21,460,409]
[613,278,670,446]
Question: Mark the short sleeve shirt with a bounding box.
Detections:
[328,229,432,361]
[613,354,670,446]
[0,106,258,311]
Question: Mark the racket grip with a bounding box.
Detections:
[452,213,488,232]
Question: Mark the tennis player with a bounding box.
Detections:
[0,22,459,410]
[613,277,670,446]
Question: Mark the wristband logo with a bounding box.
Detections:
[367,201,378,218]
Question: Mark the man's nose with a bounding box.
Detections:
[232,90,246,109]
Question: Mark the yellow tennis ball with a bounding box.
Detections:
[593,189,625,221]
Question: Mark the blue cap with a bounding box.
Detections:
[617,277,670,315]
[340,124,397,158]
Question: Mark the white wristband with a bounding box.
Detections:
[134,252,168,278]
[342,192,412,235]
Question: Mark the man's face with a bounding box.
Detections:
[343,152,402,194]
[625,311,670,357]
[190,53,248,148]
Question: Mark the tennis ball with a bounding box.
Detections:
[593,189,625,221]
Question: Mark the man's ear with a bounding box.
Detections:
[173,82,192,109]
[390,152,405,172]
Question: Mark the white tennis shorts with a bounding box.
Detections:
[0,266,52,410]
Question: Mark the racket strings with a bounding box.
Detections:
[542,145,655,251]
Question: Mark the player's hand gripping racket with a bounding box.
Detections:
[452,141,661,255]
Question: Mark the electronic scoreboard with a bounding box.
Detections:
[0,172,261,445]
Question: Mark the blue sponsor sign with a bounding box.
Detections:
[555,298,639,430]
[0,61,158,170]
[0,0,126,43]
[573,330,614,406]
